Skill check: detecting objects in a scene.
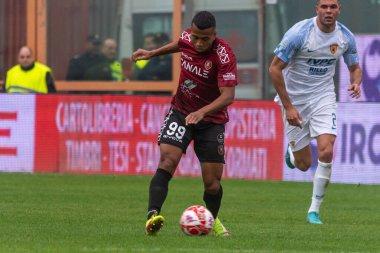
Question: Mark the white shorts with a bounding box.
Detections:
[283,95,337,152]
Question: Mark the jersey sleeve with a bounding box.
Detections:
[178,29,192,52]
[217,44,238,87]
[274,22,307,63]
[342,33,360,66]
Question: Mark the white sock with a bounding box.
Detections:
[308,160,332,213]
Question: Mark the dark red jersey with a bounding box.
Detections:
[171,28,238,124]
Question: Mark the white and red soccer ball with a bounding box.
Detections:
[179,205,214,236]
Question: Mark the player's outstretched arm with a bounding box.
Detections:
[347,63,362,99]
[131,49,151,62]
[131,41,180,62]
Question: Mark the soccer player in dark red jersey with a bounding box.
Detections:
[132,11,237,236]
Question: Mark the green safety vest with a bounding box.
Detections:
[110,60,123,81]
[5,62,52,94]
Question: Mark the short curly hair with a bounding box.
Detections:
[316,0,340,5]
[191,11,216,30]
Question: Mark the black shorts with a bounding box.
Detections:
[158,108,225,163]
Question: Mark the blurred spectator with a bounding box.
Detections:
[132,32,172,81]
[122,57,134,81]
[132,33,157,79]
[66,34,112,81]
[143,33,159,51]
[148,32,172,80]
[3,46,55,93]
[102,38,123,81]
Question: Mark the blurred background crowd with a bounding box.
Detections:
[0,0,379,100]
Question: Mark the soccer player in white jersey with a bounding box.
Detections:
[269,0,362,224]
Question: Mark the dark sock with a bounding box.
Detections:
[203,185,223,219]
[147,168,172,219]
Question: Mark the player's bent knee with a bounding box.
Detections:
[296,160,312,171]
[158,154,180,171]
[318,151,333,163]
[203,180,220,194]
[158,160,177,171]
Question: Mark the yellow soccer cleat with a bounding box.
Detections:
[145,212,165,236]
[212,217,231,237]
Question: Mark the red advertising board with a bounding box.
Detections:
[223,100,283,180]
[34,95,59,172]
[34,95,283,180]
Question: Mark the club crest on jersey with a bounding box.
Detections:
[204,60,212,70]
[330,44,338,54]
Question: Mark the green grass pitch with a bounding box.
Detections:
[0,173,379,253]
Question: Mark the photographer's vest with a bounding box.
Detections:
[5,62,51,94]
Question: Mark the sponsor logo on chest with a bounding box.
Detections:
[306,58,337,76]
[181,53,209,78]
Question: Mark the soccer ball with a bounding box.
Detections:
[179,205,214,236]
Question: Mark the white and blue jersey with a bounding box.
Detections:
[274,17,359,105]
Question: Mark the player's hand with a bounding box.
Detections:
[185,111,205,125]
[348,83,361,99]
[285,106,303,129]
[131,49,152,62]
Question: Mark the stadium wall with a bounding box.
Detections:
[0,94,379,184]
